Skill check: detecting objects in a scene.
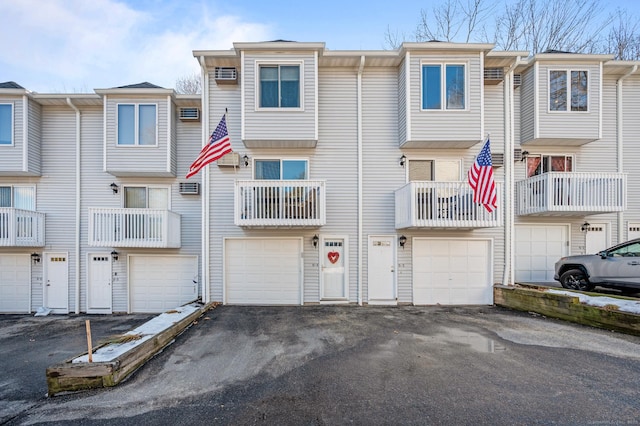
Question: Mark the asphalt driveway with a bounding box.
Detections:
[2,305,640,425]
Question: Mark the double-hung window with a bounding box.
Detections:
[422,64,466,110]
[117,104,157,146]
[259,64,301,108]
[549,70,588,111]
[0,103,13,145]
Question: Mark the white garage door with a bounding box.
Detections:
[129,255,198,313]
[0,255,30,313]
[413,238,492,305]
[515,225,569,283]
[225,238,302,305]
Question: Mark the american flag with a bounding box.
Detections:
[186,114,233,179]
[468,138,497,213]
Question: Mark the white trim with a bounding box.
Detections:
[115,102,159,147]
[534,62,539,139]
[480,51,485,139]
[598,62,603,139]
[405,51,411,142]
[419,60,470,112]
[103,94,108,172]
[166,95,172,173]
[546,68,590,113]
[66,97,81,314]
[254,60,305,111]
[240,51,245,142]
[314,50,319,142]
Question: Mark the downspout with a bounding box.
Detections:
[357,55,365,305]
[67,98,81,313]
[502,57,523,287]
[616,65,638,243]
[198,55,210,303]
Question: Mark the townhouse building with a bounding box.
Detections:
[1,41,638,313]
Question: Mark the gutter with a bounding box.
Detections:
[616,65,638,243]
[357,55,365,305]
[66,98,81,314]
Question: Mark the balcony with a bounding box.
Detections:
[395,182,503,229]
[88,208,181,248]
[0,208,45,247]
[516,172,627,216]
[235,180,326,227]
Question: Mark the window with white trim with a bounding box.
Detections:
[408,159,461,182]
[422,64,466,110]
[255,159,308,180]
[259,64,301,108]
[117,104,157,145]
[0,103,13,145]
[123,186,169,209]
[526,155,573,177]
[549,70,588,111]
[0,186,35,209]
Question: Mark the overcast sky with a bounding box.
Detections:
[1,0,639,93]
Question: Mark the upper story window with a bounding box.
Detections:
[549,70,588,112]
[0,103,13,145]
[117,104,157,146]
[526,155,573,177]
[255,159,308,180]
[408,159,461,181]
[422,64,466,110]
[259,64,301,108]
[0,186,35,209]
[124,186,169,209]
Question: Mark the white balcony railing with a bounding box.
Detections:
[516,172,626,216]
[395,181,503,229]
[235,180,326,227]
[88,208,181,248]
[0,208,45,247]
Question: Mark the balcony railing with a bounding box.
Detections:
[516,172,626,216]
[395,181,502,229]
[235,180,326,227]
[88,208,181,248]
[0,208,45,247]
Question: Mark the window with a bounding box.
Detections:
[408,159,461,182]
[526,155,573,177]
[259,65,300,108]
[124,186,169,208]
[0,186,35,209]
[123,186,169,241]
[117,104,157,145]
[550,70,588,111]
[409,159,463,220]
[422,64,466,110]
[255,159,308,180]
[0,104,12,145]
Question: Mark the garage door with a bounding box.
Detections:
[129,255,198,313]
[515,225,569,282]
[413,238,492,305]
[0,254,30,313]
[225,238,302,305]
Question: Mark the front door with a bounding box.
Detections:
[585,223,608,255]
[88,253,112,314]
[321,237,347,300]
[45,252,69,313]
[367,235,396,305]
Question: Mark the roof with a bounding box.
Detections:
[116,82,165,89]
[0,81,24,89]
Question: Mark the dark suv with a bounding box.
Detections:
[554,239,640,293]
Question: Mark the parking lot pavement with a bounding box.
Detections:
[3,305,640,425]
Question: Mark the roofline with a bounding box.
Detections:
[400,42,495,53]
[94,88,175,96]
[529,53,615,62]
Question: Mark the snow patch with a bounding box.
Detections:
[547,289,640,315]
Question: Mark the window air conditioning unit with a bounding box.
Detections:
[179,182,200,195]
[513,74,522,87]
[484,68,504,85]
[491,153,504,167]
[514,148,523,162]
[214,67,238,84]
[216,152,240,167]
[179,107,200,121]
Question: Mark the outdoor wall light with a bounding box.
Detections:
[399,154,407,167]
[31,252,41,264]
[312,234,319,248]
[111,250,119,261]
[243,154,249,167]
[110,182,119,194]
[520,151,529,162]
[581,222,590,232]
[398,235,407,248]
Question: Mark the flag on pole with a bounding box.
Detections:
[468,137,497,213]
[186,114,233,179]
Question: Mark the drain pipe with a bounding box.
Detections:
[67,97,81,314]
[616,65,637,243]
[357,55,365,305]
[198,55,210,304]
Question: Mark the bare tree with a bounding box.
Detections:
[175,74,201,94]
[602,9,640,60]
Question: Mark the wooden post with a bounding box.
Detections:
[85,320,93,363]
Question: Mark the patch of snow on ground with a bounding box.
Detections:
[72,304,200,363]
[547,289,640,315]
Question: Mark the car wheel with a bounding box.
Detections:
[560,269,594,291]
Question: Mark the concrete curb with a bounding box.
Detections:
[45,303,215,396]
[494,285,640,336]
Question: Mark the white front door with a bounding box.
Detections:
[87,253,112,314]
[585,223,608,254]
[367,235,396,305]
[45,253,69,313]
[628,223,640,241]
[321,237,347,300]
